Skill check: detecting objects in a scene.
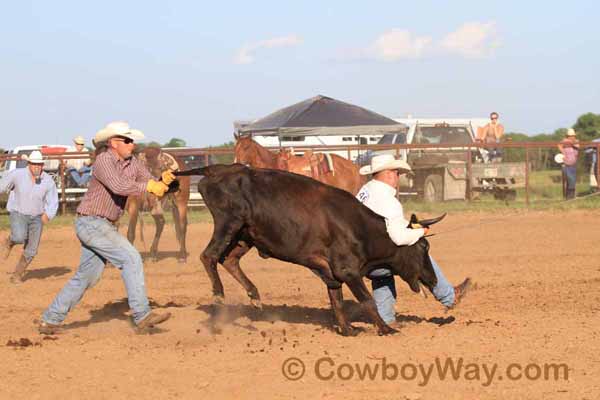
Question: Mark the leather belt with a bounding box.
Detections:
[76,213,117,225]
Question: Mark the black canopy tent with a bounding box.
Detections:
[239,95,407,137]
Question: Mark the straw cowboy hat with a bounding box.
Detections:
[566,128,576,137]
[73,135,86,145]
[93,121,145,146]
[25,150,44,164]
[359,154,412,175]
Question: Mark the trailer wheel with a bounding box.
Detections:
[424,174,443,203]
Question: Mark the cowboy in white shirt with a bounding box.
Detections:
[356,154,472,324]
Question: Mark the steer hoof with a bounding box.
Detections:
[377,325,398,336]
[339,325,359,337]
[250,299,263,310]
[212,295,225,305]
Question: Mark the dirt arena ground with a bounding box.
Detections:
[0,210,598,399]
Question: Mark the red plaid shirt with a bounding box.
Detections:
[77,150,154,221]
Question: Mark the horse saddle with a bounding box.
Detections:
[295,151,333,179]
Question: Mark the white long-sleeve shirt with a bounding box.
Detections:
[0,168,59,219]
[356,179,424,246]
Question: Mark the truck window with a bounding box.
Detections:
[394,134,407,144]
[414,126,471,145]
[379,133,407,145]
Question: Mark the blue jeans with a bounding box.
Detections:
[368,256,455,323]
[42,216,152,325]
[68,166,92,186]
[563,165,577,191]
[9,211,43,263]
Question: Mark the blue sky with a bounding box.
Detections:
[1,1,599,148]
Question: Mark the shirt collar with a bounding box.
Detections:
[370,179,397,197]
[107,149,132,166]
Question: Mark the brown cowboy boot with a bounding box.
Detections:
[39,321,62,335]
[448,277,472,309]
[10,255,30,284]
[136,311,171,331]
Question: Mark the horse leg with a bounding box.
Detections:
[200,219,244,304]
[126,198,138,244]
[173,195,188,263]
[150,213,165,262]
[220,241,261,308]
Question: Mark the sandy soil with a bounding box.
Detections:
[0,210,598,400]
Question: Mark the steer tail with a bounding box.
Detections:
[174,167,208,176]
[174,164,247,177]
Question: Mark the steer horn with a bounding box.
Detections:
[408,213,447,228]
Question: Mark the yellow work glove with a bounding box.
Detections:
[410,223,423,229]
[161,169,176,185]
[146,179,169,197]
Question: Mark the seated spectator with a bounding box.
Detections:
[477,112,505,162]
[66,135,92,186]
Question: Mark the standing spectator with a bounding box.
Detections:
[477,112,505,162]
[66,135,92,187]
[558,128,580,199]
[0,150,59,283]
[584,138,600,192]
[38,121,175,334]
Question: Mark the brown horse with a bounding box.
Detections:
[234,135,364,195]
[126,147,190,263]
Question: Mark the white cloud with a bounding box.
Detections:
[370,29,432,61]
[440,21,500,58]
[234,35,303,64]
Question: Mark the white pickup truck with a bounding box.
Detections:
[0,145,88,208]
[359,119,527,202]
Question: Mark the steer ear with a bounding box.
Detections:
[419,213,447,227]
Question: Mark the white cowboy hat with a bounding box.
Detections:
[566,128,576,137]
[359,154,412,175]
[25,150,44,164]
[93,121,145,145]
[73,135,85,145]
[554,153,565,164]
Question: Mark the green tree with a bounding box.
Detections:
[573,112,600,141]
[206,140,235,164]
[163,138,187,148]
[135,141,161,152]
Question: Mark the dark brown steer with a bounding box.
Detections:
[176,164,440,336]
